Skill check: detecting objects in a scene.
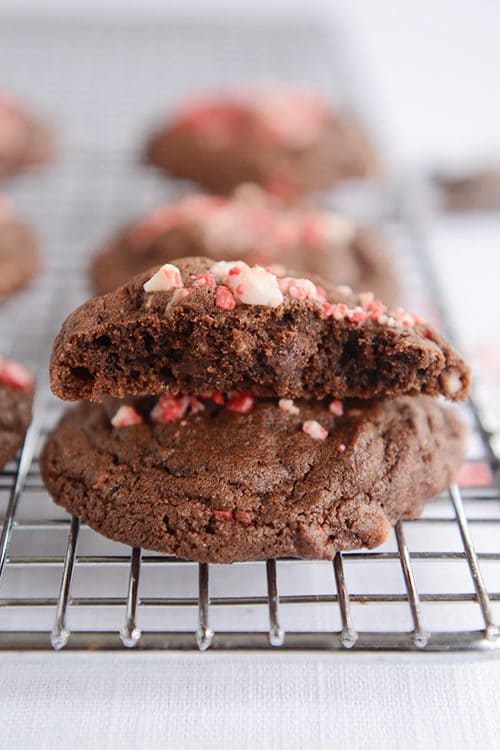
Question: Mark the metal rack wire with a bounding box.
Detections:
[0,15,499,653]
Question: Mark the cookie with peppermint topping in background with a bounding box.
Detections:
[0,90,54,178]
[0,195,40,302]
[143,85,378,197]
[89,188,398,303]
[0,356,34,470]
[40,393,465,563]
[49,256,470,403]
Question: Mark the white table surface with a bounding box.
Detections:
[1,4,500,749]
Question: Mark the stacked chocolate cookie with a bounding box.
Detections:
[42,257,469,563]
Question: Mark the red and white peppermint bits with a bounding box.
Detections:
[302,420,328,440]
[0,357,33,390]
[111,405,143,428]
[143,263,183,293]
[328,399,344,417]
[151,395,190,424]
[278,398,300,416]
[193,272,216,288]
[226,393,255,414]
[336,443,347,454]
[214,285,236,310]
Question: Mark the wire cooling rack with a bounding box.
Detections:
[0,15,499,653]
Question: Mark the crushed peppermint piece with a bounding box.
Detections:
[359,291,374,307]
[443,371,463,395]
[189,397,205,414]
[337,443,347,453]
[211,393,225,405]
[278,398,300,415]
[226,393,255,414]
[143,263,183,293]
[193,272,216,288]
[336,285,353,296]
[302,420,328,440]
[329,399,344,417]
[111,405,143,428]
[151,395,189,423]
[214,285,236,310]
[279,276,318,302]
[210,260,246,282]
[347,307,368,323]
[0,357,33,390]
[222,263,283,307]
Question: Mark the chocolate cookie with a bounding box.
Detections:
[0,196,40,301]
[0,357,34,470]
[50,256,470,403]
[0,91,53,178]
[144,86,378,197]
[40,393,465,563]
[433,167,500,211]
[89,191,398,303]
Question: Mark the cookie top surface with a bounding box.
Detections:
[51,256,470,403]
[0,195,39,301]
[41,393,465,562]
[89,189,398,302]
[144,85,378,196]
[0,91,54,178]
[0,357,34,470]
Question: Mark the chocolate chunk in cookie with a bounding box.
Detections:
[41,394,465,563]
[89,189,398,303]
[0,357,34,470]
[144,85,378,197]
[50,257,470,403]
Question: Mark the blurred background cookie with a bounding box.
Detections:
[0,194,40,302]
[144,84,378,198]
[432,166,500,211]
[0,89,54,178]
[90,187,397,302]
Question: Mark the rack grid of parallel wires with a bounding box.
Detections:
[0,16,498,653]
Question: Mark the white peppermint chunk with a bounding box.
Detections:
[143,263,183,293]
[226,264,283,307]
[443,370,463,395]
[209,260,247,283]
